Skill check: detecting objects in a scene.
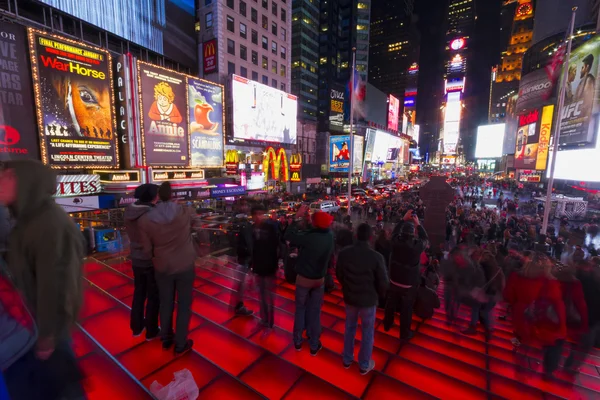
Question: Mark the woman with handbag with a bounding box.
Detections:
[504,252,566,377]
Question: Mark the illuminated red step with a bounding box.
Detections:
[318,329,389,372]
[330,319,401,354]
[282,373,352,400]
[117,338,178,379]
[249,326,292,354]
[107,283,135,300]
[80,306,146,355]
[198,375,264,399]
[80,286,120,320]
[72,328,95,359]
[239,354,303,399]
[191,292,233,324]
[87,270,132,291]
[365,374,436,400]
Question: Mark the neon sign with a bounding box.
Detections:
[450,38,465,51]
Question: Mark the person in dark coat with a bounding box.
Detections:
[337,223,388,375]
[383,210,429,341]
[124,184,160,339]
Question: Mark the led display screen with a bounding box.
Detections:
[231,75,297,144]
[387,95,399,131]
[443,92,461,154]
[475,124,505,159]
[329,134,364,173]
[188,77,224,167]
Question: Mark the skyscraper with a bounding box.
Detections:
[489,0,535,124]
[291,0,320,121]
[368,0,416,100]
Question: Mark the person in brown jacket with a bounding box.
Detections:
[140,182,196,355]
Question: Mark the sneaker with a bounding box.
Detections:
[359,360,376,375]
[343,360,352,369]
[294,342,302,351]
[132,328,145,337]
[162,339,174,350]
[146,328,161,341]
[174,339,194,356]
[310,342,323,357]
[235,306,254,316]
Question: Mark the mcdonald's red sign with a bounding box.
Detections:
[203,39,217,74]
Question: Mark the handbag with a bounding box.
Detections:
[0,272,38,370]
[469,268,501,304]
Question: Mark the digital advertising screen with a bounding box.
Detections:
[559,35,600,148]
[329,84,345,132]
[514,109,539,169]
[138,61,189,167]
[231,74,297,144]
[387,95,399,131]
[443,92,461,154]
[369,130,401,163]
[188,77,224,167]
[0,23,39,162]
[475,123,505,159]
[330,135,350,172]
[548,120,600,182]
[29,29,117,168]
[353,135,364,174]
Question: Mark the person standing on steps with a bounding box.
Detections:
[384,210,429,341]
[285,206,334,356]
[337,223,388,375]
[140,182,196,355]
[125,183,161,340]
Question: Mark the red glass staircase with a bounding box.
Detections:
[75,254,600,399]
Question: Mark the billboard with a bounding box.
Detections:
[231,75,297,144]
[330,135,350,172]
[329,84,345,131]
[387,95,400,131]
[203,39,217,74]
[516,69,554,112]
[188,77,224,167]
[443,92,461,154]
[503,93,519,155]
[536,105,554,170]
[353,135,364,174]
[0,24,39,161]
[548,118,600,181]
[559,35,600,147]
[28,30,117,168]
[514,109,540,169]
[138,61,189,167]
[475,124,505,159]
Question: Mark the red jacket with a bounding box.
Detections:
[504,272,567,346]
[559,280,588,340]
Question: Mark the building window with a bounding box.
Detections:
[241,66,248,78]
[252,50,258,65]
[262,55,268,69]
[262,15,268,30]
[240,44,247,60]
[272,1,278,16]
[280,27,286,41]
[227,16,235,32]
[272,78,277,88]
[228,62,236,75]
[271,59,277,73]
[271,41,277,54]
[280,64,286,77]
[251,29,258,44]
[281,46,286,59]
[262,0,268,9]
[227,39,235,55]
[262,75,268,84]
[205,12,213,28]
[240,23,247,38]
[271,21,277,35]
[227,0,234,8]
[252,71,258,80]
[262,35,268,50]
[281,8,286,22]
[280,82,286,91]
[251,7,257,23]
[240,0,247,16]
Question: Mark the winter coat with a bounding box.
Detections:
[336,241,389,307]
[139,201,196,275]
[504,272,567,346]
[124,202,154,267]
[559,280,588,340]
[4,160,84,343]
[240,221,280,277]
[284,222,334,280]
[389,222,429,287]
[576,265,600,326]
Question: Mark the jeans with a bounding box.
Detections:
[543,339,565,375]
[257,275,275,327]
[384,284,418,339]
[232,263,249,310]
[155,268,195,349]
[130,266,160,335]
[565,323,600,371]
[293,284,324,350]
[469,301,496,331]
[342,305,377,370]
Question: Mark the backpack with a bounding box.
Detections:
[524,280,559,326]
[0,272,38,370]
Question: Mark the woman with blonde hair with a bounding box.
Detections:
[504,252,566,377]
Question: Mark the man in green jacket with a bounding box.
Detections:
[0,160,85,399]
[285,206,334,356]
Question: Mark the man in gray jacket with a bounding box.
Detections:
[124,184,160,339]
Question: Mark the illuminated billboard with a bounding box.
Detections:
[369,130,403,163]
[188,77,224,167]
[231,75,297,144]
[475,124,505,159]
[450,38,466,51]
[548,120,600,181]
[353,135,364,174]
[514,106,553,170]
[387,95,400,131]
[329,134,364,173]
[443,92,461,154]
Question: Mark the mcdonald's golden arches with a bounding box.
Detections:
[263,147,289,182]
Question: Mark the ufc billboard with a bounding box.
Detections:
[203,39,217,75]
